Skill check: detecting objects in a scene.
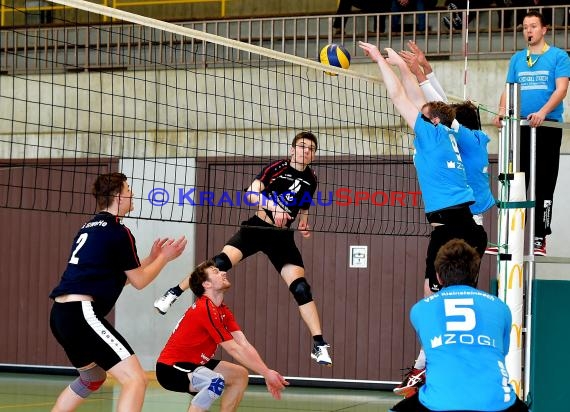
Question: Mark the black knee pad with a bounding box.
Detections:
[212,252,232,271]
[289,278,313,305]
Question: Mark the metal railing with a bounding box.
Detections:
[1,5,569,74]
[0,0,228,26]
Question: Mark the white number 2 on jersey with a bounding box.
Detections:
[69,233,88,264]
[444,298,476,331]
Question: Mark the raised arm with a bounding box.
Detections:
[398,50,428,83]
[405,40,448,101]
[385,48,427,110]
[406,40,432,75]
[397,49,444,103]
[359,42,419,129]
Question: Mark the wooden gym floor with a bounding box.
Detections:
[0,372,401,411]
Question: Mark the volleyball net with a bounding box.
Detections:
[0,0,428,236]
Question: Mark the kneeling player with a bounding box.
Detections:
[156,261,288,411]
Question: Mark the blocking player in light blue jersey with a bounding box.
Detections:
[359,42,489,397]
[398,42,495,226]
[390,239,529,412]
[358,43,487,296]
[396,41,497,394]
[451,101,496,223]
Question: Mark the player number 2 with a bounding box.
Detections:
[444,298,476,331]
[69,233,88,264]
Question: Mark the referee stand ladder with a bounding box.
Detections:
[495,82,570,412]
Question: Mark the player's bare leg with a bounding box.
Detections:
[107,355,148,412]
[213,361,248,412]
[281,264,332,366]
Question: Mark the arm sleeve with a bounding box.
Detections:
[426,72,448,102]
[506,55,518,83]
[420,79,445,102]
[555,49,570,79]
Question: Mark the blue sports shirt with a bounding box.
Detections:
[413,113,474,213]
[50,212,141,316]
[455,126,496,215]
[506,46,570,122]
[411,285,516,411]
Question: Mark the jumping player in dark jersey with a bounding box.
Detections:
[49,172,187,412]
[156,260,288,411]
[154,131,332,366]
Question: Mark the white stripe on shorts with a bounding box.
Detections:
[173,364,192,373]
[81,301,131,361]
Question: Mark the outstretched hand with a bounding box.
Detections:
[406,40,429,69]
[149,238,169,261]
[159,236,187,261]
[358,41,383,63]
[398,50,423,77]
[264,369,289,400]
[384,47,405,67]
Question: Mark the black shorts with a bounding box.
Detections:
[49,301,134,371]
[425,217,487,292]
[225,215,304,272]
[156,360,221,394]
[390,392,529,412]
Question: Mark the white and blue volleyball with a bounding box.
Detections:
[319,43,351,74]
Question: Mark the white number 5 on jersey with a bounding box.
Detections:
[444,298,476,331]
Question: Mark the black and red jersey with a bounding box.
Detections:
[49,212,140,316]
[157,295,240,365]
[255,160,317,223]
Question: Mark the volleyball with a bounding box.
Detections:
[319,43,351,74]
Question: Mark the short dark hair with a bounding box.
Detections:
[452,101,481,131]
[92,172,127,210]
[189,260,216,297]
[524,10,545,27]
[435,239,480,287]
[422,101,456,127]
[292,131,318,150]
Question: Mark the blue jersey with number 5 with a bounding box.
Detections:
[411,285,515,411]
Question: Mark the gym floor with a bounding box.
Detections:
[0,372,402,411]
